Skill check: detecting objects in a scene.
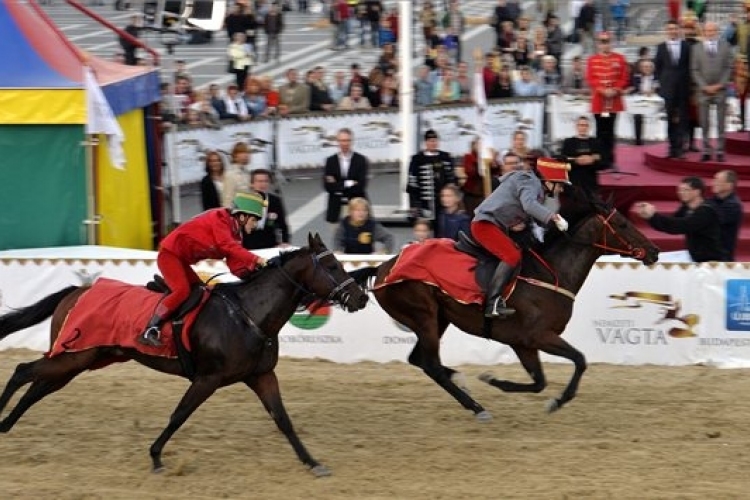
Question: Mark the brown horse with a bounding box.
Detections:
[350,189,659,420]
[0,234,368,476]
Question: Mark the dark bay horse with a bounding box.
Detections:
[350,189,659,420]
[0,234,367,476]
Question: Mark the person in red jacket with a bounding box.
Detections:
[138,191,268,347]
[585,31,630,170]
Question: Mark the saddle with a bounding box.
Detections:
[145,275,205,320]
[454,232,500,294]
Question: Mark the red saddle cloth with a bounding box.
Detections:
[376,238,507,306]
[48,278,209,362]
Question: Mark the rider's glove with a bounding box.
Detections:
[554,214,569,232]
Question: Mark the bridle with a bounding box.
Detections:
[574,209,647,260]
[277,248,356,306]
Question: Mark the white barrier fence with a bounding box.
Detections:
[1,246,750,367]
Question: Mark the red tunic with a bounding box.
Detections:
[585,52,630,113]
[160,208,260,278]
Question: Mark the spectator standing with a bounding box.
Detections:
[709,170,744,261]
[435,184,471,240]
[263,2,283,64]
[407,129,456,221]
[460,138,484,216]
[323,128,370,224]
[360,0,382,47]
[228,32,254,90]
[331,0,351,50]
[242,169,291,249]
[691,21,732,162]
[635,177,726,262]
[200,151,225,210]
[225,4,248,41]
[333,198,395,254]
[120,14,142,66]
[562,55,591,94]
[221,142,253,208]
[630,59,659,146]
[279,68,311,115]
[575,0,597,55]
[546,14,564,70]
[585,30,630,169]
[683,16,702,152]
[611,0,629,46]
[654,18,691,158]
[560,115,605,193]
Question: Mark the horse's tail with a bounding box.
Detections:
[348,266,380,288]
[0,285,80,340]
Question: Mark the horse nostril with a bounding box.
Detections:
[358,294,368,308]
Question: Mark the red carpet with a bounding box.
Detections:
[601,132,750,261]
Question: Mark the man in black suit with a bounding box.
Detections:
[242,169,291,250]
[654,19,691,159]
[323,128,370,224]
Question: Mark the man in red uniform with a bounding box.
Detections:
[585,31,630,170]
[138,191,268,347]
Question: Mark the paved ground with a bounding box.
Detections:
[41,1,676,247]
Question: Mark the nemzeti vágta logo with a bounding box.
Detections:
[726,280,750,331]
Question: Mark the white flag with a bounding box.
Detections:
[84,66,126,169]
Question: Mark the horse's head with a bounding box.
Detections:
[292,233,368,312]
[561,187,660,265]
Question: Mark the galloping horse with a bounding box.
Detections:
[350,189,659,420]
[0,234,367,476]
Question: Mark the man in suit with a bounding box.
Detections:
[323,128,370,224]
[242,169,291,250]
[654,19,691,158]
[691,21,733,162]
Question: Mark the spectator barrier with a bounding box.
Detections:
[166,98,546,185]
[548,95,749,143]
[1,246,750,368]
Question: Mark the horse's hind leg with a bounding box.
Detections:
[149,375,221,473]
[0,352,96,432]
[534,333,587,413]
[479,346,547,393]
[245,371,328,477]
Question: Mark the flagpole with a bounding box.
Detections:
[82,134,100,245]
[472,48,492,198]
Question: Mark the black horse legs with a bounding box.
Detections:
[0,361,36,418]
[480,346,547,393]
[245,371,329,477]
[149,375,221,473]
[535,333,587,413]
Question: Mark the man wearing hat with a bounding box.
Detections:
[471,158,571,317]
[138,192,268,347]
[585,30,629,169]
[406,129,456,222]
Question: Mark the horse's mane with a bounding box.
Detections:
[524,186,612,257]
[214,247,311,292]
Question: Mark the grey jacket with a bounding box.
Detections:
[690,39,732,91]
[473,171,555,229]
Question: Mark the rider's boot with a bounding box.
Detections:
[138,314,164,347]
[484,261,518,318]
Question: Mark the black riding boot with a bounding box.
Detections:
[484,262,517,318]
[138,314,164,347]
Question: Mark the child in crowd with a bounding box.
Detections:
[409,218,433,246]
[333,198,395,254]
[435,184,471,241]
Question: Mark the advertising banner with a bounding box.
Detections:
[167,120,273,186]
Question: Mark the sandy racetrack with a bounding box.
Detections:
[0,349,748,499]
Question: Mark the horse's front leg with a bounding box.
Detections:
[244,370,329,477]
[534,332,587,413]
[479,346,547,393]
[149,375,221,473]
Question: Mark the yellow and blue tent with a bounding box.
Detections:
[0,0,160,250]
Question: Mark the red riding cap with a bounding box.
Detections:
[536,157,571,184]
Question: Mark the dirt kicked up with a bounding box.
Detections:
[0,349,748,499]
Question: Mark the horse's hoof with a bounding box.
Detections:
[152,465,165,474]
[311,464,332,477]
[477,372,494,384]
[475,410,493,422]
[546,398,561,414]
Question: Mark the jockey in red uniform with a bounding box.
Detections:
[138,191,268,347]
[470,158,571,318]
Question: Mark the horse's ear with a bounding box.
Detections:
[307,232,314,247]
[313,233,324,246]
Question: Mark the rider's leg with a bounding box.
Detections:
[470,220,521,317]
[138,251,197,347]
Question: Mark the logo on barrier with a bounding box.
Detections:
[596,291,700,344]
[290,303,331,330]
[726,280,750,331]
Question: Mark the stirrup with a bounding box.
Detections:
[138,326,163,347]
[484,298,516,318]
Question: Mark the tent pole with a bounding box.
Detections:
[398,0,413,212]
[82,135,100,245]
